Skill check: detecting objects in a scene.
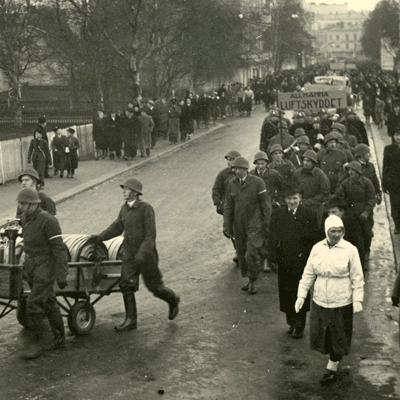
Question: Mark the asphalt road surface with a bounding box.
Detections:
[0,107,399,400]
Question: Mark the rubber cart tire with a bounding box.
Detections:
[16,297,29,328]
[68,301,96,336]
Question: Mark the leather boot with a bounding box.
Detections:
[115,292,137,331]
[46,304,66,350]
[154,286,180,320]
[20,315,45,360]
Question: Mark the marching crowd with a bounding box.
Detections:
[212,80,400,384]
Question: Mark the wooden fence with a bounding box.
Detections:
[0,124,94,184]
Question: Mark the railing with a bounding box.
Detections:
[0,124,94,184]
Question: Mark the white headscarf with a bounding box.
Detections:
[324,215,344,238]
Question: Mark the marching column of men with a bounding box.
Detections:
[211,104,391,385]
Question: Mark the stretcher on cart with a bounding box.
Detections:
[0,221,124,336]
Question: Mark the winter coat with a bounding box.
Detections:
[269,204,320,312]
[250,167,284,204]
[317,148,348,193]
[297,238,364,309]
[28,138,51,165]
[212,167,236,213]
[293,166,330,209]
[260,119,278,152]
[382,144,400,193]
[334,176,376,217]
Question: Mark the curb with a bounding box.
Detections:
[52,123,225,205]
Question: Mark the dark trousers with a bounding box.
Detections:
[357,213,374,254]
[32,158,46,186]
[151,128,159,148]
[389,191,400,230]
[286,308,307,331]
[124,141,137,158]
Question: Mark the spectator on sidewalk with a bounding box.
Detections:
[121,108,140,160]
[382,127,400,234]
[180,98,195,141]
[93,109,108,159]
[65,128,80,178]
[104,111,122,159]
[34,116,52,179]
[52,127,68,178]
[138,108,154,157]
[158,98,169,140]
[146,100,160,149]
[168,98,181,145]
[28,130,52,187]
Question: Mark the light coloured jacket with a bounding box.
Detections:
[297,238,364,308]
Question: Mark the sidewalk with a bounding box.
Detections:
[0,123,224,225]
[367,116,400,270]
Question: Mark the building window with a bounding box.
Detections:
[330,35,332,40]
[336,35,339,41]
[346,34,349,41]
[253,69,259,78]
[354,34,357,40]
[346,43,349,49]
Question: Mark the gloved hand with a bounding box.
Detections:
[360,211,369,221]
[89,235,103,244]
[57,279,68,290]
[316,133,324,141]
[216,204,223,215]
[353,301,363,313]
[295,297,304,313]
[223,229,232,239]
[376,193,382,205]
[392,296,400,307]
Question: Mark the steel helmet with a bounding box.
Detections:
[324,132,338,144]
[18,168,40,183]
[225,150,241,160]
[253,151,269,164]
[354,144,370,158]
[297,135,310,145]
[346,161,362,175]
[294,128,306,138]
[302,150,318,164]
[331,122,344,133]
[335,133,345,144]
[120,178,143,195]
[17,187,40,204]
[270,144,283,154]
[231,156,249,169]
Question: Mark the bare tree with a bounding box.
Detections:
[0,0,49,127]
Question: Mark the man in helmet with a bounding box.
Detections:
[250,151,283,273]
[223,156,271,294]
[260,110,279,152]
[212,150,241,262]
[17,168,56,215]
[317,133,347,193]
[212,150,241,215]
[334,161,376,264]
[294,150,330,215]
[90,178,180,331]
[354,144,381,205]
[17,187,68,360]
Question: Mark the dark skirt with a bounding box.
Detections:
[310,301,353,356]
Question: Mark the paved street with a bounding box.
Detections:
[0,107,399,400]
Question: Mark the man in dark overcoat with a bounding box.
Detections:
[268,184,319,339]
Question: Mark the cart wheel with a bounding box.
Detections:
[17,297,29,328]
[67,301,96,336]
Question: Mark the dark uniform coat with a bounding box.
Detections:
[22,208,68,315]
[98,199,163,293]
[269,204,319,313]
[250,167,284,205]
[317,148,347,193]
[212,167,236,214]
[260,118,278,152]
[223,174,271,280]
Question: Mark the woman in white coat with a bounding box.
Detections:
[295,215,364,386]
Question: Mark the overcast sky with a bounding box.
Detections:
[304,0,379,12]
